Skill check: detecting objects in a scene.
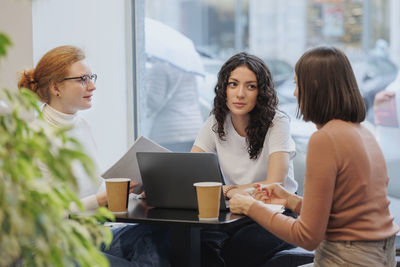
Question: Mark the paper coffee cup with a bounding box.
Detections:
[106,178,130,214]
[193,182,222,220]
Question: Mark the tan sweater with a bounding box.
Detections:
[248,120,399,251]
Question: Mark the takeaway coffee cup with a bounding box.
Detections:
[193,182,222,220]
[105,178,130,213]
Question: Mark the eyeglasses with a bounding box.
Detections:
[63,74,97,87]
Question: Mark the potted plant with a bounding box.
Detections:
[0,32,113,267]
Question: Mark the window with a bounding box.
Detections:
[136,0,399,224]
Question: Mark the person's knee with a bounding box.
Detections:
[222,223,293,266]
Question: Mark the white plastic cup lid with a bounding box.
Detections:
[193,182,222,187]
[106,178,131,182]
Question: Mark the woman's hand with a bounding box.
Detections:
[96,191,108,206]
[97,181,140,206]
[129,181,139,194]
[229,194,256,215]
[226,187,250,199]
[252,183,290,206]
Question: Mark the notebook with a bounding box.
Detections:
[102,136,170,194]
[136,152,228,210]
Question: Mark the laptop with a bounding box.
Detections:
[136,152,228,210]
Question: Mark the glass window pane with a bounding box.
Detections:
[139,0,399,224]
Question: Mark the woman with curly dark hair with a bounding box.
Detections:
[192,52,298,266]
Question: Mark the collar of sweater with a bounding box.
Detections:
[42,104,78,128]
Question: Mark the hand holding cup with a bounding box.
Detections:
[106,178,131,214]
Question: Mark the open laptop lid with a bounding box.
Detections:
[136,152,228,210]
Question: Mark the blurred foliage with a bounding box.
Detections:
[0,32,12,60]
[0,86,114,265]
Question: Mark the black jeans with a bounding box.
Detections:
[102,224,170,266]
[201,209,297,267]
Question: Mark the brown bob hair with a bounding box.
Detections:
[295,46,366,125]
[18,45,85,103]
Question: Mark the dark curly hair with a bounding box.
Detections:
[212,52,278,159]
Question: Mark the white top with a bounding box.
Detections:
[194,111,298,193]
[42,104,105,210]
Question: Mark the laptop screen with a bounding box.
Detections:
[136,152,227,210]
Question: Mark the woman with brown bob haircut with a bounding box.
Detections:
[229,46,399,266]
[295,46,366,125]
[192,52,298,266]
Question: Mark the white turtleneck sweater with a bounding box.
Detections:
[42,104,105,211]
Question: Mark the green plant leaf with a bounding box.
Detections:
[0,88,111,266]
[0,32,12,60]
